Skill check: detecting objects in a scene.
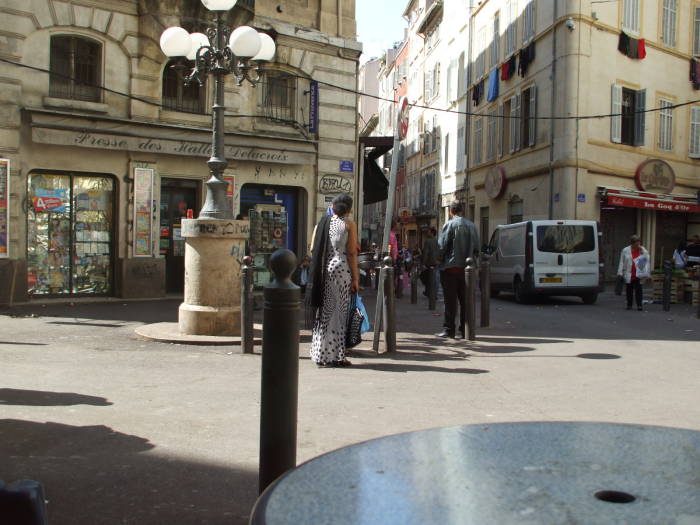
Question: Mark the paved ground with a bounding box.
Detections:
[1,289,699,524]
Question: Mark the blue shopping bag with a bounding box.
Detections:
[356,294,371,334]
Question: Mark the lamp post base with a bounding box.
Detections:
[178,218,248,336]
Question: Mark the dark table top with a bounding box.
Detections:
[251,422,700,525]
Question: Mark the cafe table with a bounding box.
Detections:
[250,422,700,524]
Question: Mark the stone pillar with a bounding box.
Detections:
[178,218,248,336]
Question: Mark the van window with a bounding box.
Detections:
[500,227,525,256]
[536,225,595,253]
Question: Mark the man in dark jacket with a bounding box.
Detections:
[436,201,479,339]
[419,227,439,296]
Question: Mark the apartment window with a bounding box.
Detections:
[502,99,511,155]
[691,107,700,157]
[611,84,645,146]
[622,0,640,34]
[162,61,207,114]
[432,115,440,152]
[487,108,498,161]
[506,0,518,56]
[658,99,674,151]
[474,117,483,165]
[476,27,487,79]
[480,207,490,246]
[508,195,523,223]
[258,71,295,122]
[521,85,537,148]
[523,0,535,44]
[444,133,450,173]
[662,0,677,47]
[49,35,101,102]
[694,7,700,56]
[431,62,440,100]
[509,93,521,153]
[423,119,432,155]
[424,68,433,101]
[491,13,500,68]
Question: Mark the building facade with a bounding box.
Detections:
[0,0,361,303]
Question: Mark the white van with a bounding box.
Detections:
[486,220,603,304]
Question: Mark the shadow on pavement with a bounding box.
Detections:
[0,419,258,525]
[0,389,113,406]
[349,363,489,374]
[0,300,182,324]
[0,341,48,346]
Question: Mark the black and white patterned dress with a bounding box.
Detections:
[311,215,352,365]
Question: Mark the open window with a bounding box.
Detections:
[611,84,645,146]
[49,35,102,102]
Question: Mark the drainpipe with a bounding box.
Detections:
[548,0,558,219]
[465,0,475,207]
[337,0,342,36]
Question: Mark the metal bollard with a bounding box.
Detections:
[383,256,397,353]
[480,254,491,327]
[428,267,437,311]
[0,480,49,525]
[662,259,672,312]
[464,257,477,341]
[372,264,385,353]
[395,267,403,299]
[259,249,300,494]
[410,266,418,304]
[241,255,254,354]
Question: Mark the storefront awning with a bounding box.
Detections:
[601,187,700,214]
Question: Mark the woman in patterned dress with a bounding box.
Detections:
[308,194,359,367]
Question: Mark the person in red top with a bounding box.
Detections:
[617,234,650,311]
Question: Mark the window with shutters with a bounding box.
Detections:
[505,0,517,56]
[487,108,498,161]
[444,133,450,173]
[257,71,296,122]
[502,99,511,155]
[694,6,700,56]
[432,115,440,152]
[491,13,500,68]
[474,117,483,165]
[690,106,700,157]
[611,84,645,146]
[163,60,207,114]
[424,69,433,101]
[509,94,521,153]
[508,195,523,224]
[622,0,640,34]
[662,0,677,47]
[523,0,535,44]
[658,99,674,151]
[423,119,432,155]
[476,27,487,80]
[521,85,537,148]
[49,35,102,102]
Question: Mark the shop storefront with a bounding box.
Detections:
[26,171,115,296]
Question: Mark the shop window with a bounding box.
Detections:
[27,173,114,296]
[162,60,207,114]
[258,71,295,122]
[658,99,674,151]
[662,0,677,47]
[689,106,700,157]
[508,195,523,224]
[622,0,640,34]
[49,35,101,102]
[611,85,645,146]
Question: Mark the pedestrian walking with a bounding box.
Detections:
[307,193,359,367]
[436,201,479,339]
[617,234,650,311]
[420,228,439,296]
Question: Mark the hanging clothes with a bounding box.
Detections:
[500,61,510,81]
[618,32,630,55]
[618,31,646,60]
[517,42,536,77]
[637,38,646,59]
[471,79,484,106]
[487,68,499,102]
[690,58,700,90]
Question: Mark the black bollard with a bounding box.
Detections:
[428,267,437,311]
[0,480,49,525]
[465,257,477,341]
[410,266,418,304]
[241,255,254,354]
[372,261,386,353]
[662,259,672,312]
[259,249,300,494]
[480,254,491,327]
[383,256,397,353]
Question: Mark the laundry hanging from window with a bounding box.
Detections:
[487,68,499,102]
[500,54,517,81]
[517,41,536,77]
[690,58,700,90]
[617,31,646,59]
[472,79,485,106]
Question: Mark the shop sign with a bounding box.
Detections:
[32,188,68,212]
[635,159,675,193]
[607,195,700,213]
[484,167,507,200]
[0,159,9,257]
[133,167,154,257]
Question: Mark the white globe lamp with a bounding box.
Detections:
[187,32,211,60]
[201,0,238,10]
[252,33,276,61]
[228,26,262,58]
[160,27,192,57]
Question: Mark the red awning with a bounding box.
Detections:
[602,188,700,213]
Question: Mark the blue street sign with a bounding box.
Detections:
[339,160,354,173]
[577,193,586,203]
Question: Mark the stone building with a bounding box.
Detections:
[0,0,361,303]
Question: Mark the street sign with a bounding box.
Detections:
[399,97,409,140]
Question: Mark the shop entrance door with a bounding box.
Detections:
[160,179,198,293]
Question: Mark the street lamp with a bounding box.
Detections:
[159,0,276,219]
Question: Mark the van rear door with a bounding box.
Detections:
[534,223,598,288]
[534,223,569,288]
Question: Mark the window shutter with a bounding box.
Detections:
[634,88,646,147]
[691,107,700,157]
[695,7,700,56]
[514,92,522,151]
[508,96,516,154]
[528,85,537,147]
[611,84,622,144]
[498,103,504,157]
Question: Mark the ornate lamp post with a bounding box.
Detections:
[158,0,276,337]
[160,0,275,219]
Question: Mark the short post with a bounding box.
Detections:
[241,255,254,354]
[259,249,300,494]
[480,254,491,328]
[410,266,418,304]
[395,265,403,299]
[465,257,477,341]
[428,267,437,311]
[382,256,397,353]
[662,259,672,312]
[0,480,49,525]
[372,265,385,353]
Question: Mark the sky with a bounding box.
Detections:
[356,0,408,64]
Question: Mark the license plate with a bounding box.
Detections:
[540,277,562,283]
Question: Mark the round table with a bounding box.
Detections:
[251,422,700,524]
